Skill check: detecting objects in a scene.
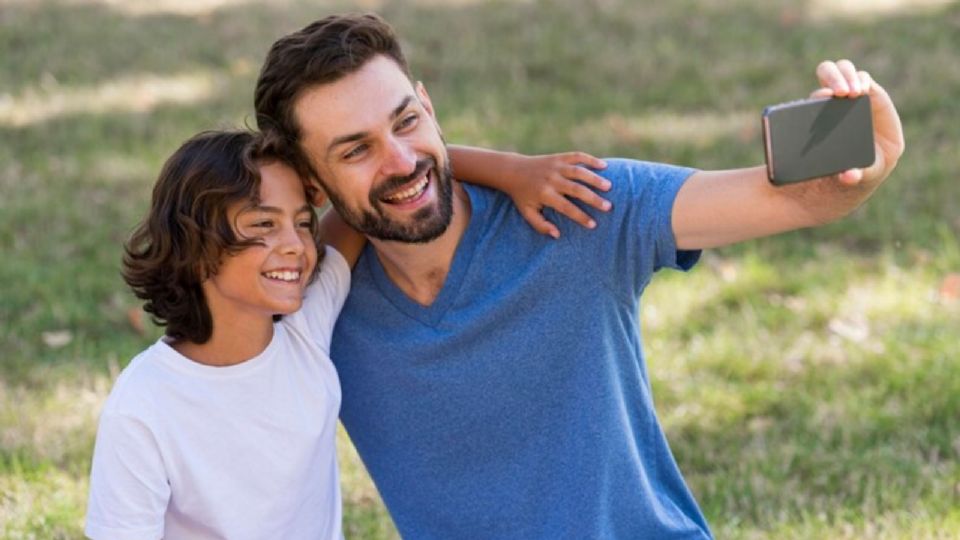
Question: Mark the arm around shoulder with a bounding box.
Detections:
[318,207,365,268]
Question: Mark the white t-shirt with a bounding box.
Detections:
[85,246,351,540]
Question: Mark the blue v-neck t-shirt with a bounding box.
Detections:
[331,159,711,539]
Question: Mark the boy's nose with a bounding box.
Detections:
[279,226,307,255]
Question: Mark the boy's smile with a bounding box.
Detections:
[202,161,318,327]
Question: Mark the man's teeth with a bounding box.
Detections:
[384,176,429,203]
[263,270,301,282]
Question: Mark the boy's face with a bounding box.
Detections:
[202,161,318,324]
[293,54,454,243]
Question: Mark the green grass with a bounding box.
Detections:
[2,0,958,538]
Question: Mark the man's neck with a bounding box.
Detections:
[369,182,471,307]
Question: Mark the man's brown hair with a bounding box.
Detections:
[254,13,410,177]
[122,130,322,344]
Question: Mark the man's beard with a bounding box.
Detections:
[323,155,455,244]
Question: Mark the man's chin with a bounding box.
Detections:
[366,211,451,243]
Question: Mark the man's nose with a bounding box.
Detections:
[380,136,417,178]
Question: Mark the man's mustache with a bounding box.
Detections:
[369,157,437,204]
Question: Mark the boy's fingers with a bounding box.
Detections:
[564,165,612,191]
[562,181,612,212]
[550,194,596,229]
[520,207,560,239]
[564,151,607,170]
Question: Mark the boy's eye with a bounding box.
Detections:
[251,220,273,228]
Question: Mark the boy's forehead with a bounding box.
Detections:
[295,55,417,145]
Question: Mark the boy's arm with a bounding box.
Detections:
[85,412,169,539]
[672,59,905,250]
[318,206,365,268]
[449,145,611,239]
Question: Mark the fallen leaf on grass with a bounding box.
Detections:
[939,273,960,302]
[41,330,72,349]
[828,316,870,343]
[127,307,146,335]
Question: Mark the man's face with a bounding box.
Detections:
[293,55,453,243]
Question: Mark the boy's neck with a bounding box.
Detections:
[172,315,274,367]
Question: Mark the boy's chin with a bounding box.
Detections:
[271,300,304,318]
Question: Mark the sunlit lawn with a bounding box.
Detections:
[2,0,958,538]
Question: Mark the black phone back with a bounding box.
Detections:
[763,95,875,184]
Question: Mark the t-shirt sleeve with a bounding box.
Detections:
[85,411,169,540]
[287,244,352,353]
[574,159,701,299]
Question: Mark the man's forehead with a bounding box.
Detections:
[294,55,417,141]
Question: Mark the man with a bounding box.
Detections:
[254,13,903,539]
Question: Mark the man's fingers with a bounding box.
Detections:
[836,59,861,95]
[857,70,873,95]
[809,87,834,99]
[834,168,864,186]
[816,60,851,96]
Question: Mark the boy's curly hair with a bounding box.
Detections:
[122,130,323,344]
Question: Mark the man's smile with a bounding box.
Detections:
[380,169,432,207]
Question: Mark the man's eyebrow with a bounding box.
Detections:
[325,95,415,156]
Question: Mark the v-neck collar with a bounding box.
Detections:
[363,184,485,327]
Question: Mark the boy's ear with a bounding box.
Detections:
[308,180,328,208]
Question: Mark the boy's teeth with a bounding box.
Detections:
[384,176,428,203]
[264,271,300,282]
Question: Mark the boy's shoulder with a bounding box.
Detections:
[100,340,172,418]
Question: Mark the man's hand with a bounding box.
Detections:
[672,59,905,250]
[809,59,905,189]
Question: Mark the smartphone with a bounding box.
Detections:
[762,94,875,185]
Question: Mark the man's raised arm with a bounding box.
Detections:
[672,59,905,250]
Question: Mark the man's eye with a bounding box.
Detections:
[397,114,418,130]
[343,144,368,160]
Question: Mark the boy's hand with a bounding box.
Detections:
[506,152,611,238]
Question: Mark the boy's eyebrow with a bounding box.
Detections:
[325,95,414,157]
[246,204,313,214]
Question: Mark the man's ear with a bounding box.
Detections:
[415,81,437,120]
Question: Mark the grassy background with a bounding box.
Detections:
[1,0,958,538]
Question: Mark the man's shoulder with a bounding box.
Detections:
[600,158,696,184]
